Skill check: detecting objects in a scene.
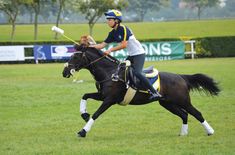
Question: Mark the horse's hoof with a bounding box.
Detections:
[208,133,214,136]
[81,113,90,122]
[77,129,86,138]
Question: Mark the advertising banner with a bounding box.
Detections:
[33,41,185,61]
[34,45,76,60]
[104,41,185,61]
[0,46,25,61]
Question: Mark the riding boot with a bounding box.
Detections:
[134,71,163,100]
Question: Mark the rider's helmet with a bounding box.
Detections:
[104,9,122,23]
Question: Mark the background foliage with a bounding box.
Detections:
[195,36,235,57]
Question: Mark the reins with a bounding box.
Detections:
[80,49,119,69]
[84,54,119,84]
[69,50,120,84]
[83,55,107,68]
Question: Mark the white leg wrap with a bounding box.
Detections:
[179,124,188,136]
[201,120,214,135]
[80,99,87,114]
[83,118,94,132]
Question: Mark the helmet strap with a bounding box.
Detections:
[112,20,120,29]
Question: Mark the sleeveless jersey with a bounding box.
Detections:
[104,24,145,56]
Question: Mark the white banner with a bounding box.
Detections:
[0,46,25,61]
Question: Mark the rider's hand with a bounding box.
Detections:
[104,49,112,55]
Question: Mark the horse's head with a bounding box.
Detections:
[62,51,86,78]
[63,35,94,78]
[63,35,119,79]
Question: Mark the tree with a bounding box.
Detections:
[127,0,169,22]
[54,0,66,39]
[20,3,34,23]
[31,0,40,40]
[25,0,52,40]
[72,0,127,36]
[0,0,21,40]
[22,0,41,40]
[183,0,220,19]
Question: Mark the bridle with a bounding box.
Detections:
[65,50,119,84]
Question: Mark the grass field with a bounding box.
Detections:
[0,58,234,155]
[0,19,235,42]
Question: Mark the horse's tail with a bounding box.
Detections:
[180,74,220,96]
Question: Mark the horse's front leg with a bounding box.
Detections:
[80,92,103,122]
[78,98,115,138]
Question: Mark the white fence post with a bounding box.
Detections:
[184,40,196,59]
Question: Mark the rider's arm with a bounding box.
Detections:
[109,41,127,52]
[90,42,107,49]
[103,41,127,55]
[91,31,113,50]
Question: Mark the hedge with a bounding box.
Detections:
[193,36,235,57]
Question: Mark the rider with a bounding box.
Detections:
[89,9,162,100]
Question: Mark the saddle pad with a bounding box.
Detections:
[139,74,161,93]
[145,68,159,78]
[152,74,160,92]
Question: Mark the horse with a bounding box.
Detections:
[62,40,220,138]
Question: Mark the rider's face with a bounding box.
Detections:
[106,18,115,28]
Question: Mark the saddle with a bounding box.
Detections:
[113,60,161,106]
[113,60,160,92]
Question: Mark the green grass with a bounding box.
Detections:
[0,19,235,42]
[0,58,234,155]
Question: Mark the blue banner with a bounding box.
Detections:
[34,45,76,60]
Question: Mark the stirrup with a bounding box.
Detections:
[149,91,162,100]
[111,73,119,81]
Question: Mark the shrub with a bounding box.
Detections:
[194,36,235,57]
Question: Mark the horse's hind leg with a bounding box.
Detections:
[159,101,189,136]
[80,92,103,122]
[184,104,214,135]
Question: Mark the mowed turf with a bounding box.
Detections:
[0,19,235,42]
[0,58,234,155]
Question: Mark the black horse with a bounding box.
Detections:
[62,45,220,138]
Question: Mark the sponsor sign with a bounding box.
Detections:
[0,46,25,61]
[33,41,185,61]
[34,45,76,60]
[103,41,185,61]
